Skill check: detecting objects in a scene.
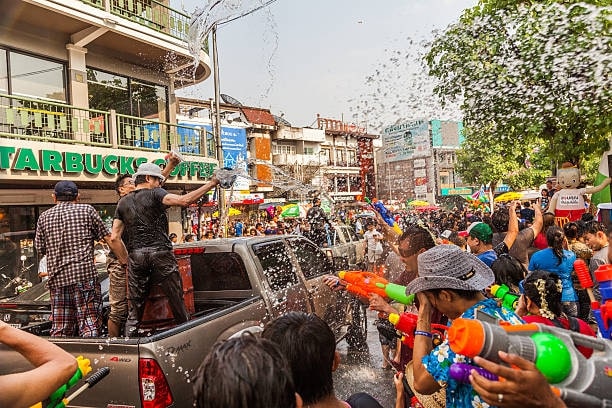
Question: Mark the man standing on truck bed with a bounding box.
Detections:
[112,162,220,336]
[107,155,181,338]
[35,181,128,337]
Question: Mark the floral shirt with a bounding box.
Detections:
[422,298,524,408]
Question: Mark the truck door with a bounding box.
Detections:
[287,237,350,336]
[252,240,313,317]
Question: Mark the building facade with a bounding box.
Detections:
[376,119,467,203]
[0,0,213,279]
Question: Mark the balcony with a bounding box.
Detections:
[272,153,327,166]
[0,93,216,157]
[6,0,210,86]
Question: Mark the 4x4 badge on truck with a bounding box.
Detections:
[3,314,10,322]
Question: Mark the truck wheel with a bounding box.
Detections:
[345,299,368,350]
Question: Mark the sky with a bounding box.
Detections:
[174,0,477,131]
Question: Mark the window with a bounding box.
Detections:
[252,241,298,290]
[8,51,66,102]
[87,68,167,119]
[304,147,314,155]
[289,238,333,279]
[190,252,252,291]
[0,49,7,92]
[273,144,295,155]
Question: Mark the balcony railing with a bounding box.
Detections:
[78,0,191,41]
[0,93,216,158]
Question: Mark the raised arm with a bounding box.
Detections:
[0,322,77,408]
[162,177,220,207]
[503,201,519,249]
[530,199,544,237]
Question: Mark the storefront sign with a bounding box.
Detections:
[0,141,217,182]
[441,187,473,196]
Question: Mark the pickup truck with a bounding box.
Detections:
[0,235,365,408]
[322,224,367,271]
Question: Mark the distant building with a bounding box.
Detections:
[376,119,467,203]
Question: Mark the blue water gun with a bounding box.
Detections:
[365,197,402,235]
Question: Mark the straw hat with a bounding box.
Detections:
[404,361,446,408]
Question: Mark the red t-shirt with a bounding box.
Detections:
[522,314,595,358]
[532,232,548,250]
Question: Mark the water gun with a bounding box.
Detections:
[575,259,612,339]
[449,362,498,383]
[388,312,448,348]
[447,314,612,408]
[31,356,92,408]
[364,197,402,236]
[337,270,414,305]
[490,284,520,310]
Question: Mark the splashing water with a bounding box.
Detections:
[187,0,276,74]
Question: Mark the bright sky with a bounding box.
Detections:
[175,0,477,130]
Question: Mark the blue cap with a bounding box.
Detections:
[54,181,78,200]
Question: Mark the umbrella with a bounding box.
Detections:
[494,192,523,203]
[280,204,306,218]
[408,200,430,207]
[213,207,242,217]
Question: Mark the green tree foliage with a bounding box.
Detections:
[427,0,611,185]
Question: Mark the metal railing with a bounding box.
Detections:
[115,113,215,158]
[0,93,216,158]
[106,0,191,41]
[0,93,110,145]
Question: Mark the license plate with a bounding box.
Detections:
[9,323,21,328]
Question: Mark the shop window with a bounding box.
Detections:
[9,51,66,102]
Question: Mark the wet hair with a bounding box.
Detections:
[134,174,147,186]
[169,233,177,240]
[193,333,296,408]
[115,173,132,194]
[581,213,595,222]
[398,222,436,256]
[542,212,556,230]
[523,270,563,319]
[584,220,607,235]
[491,207,510,233]
[545,225,566,265]
[262,312,334,405]
[563,222,579,240]
[491,253,527,291]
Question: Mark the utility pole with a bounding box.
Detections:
[212,25,227,237]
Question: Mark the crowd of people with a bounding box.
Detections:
[3,163,611,408]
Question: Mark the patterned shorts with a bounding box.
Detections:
[50,278,102,337]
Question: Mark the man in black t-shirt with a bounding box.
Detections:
[112,162,219,336]
[306,197,330,247]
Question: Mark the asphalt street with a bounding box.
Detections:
[333,309,398,408]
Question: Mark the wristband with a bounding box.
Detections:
[414,330,433,338]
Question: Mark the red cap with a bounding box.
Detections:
[458,230,468,238]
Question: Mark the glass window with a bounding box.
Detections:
[132,80,167,120]
[87,69,129,115]
[304,147,314,155]
[10,52,66,102]
[289,238,333,279]
[190,252,251,291]
[252,241,298,290]
[0,49,7,92]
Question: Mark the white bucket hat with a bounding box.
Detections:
[134,162,165,182]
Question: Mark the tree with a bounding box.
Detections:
[427,0,611,182]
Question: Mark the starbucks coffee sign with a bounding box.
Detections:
[0,139,217,183]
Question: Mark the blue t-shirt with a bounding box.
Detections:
[528,248,577,302]
[234,221,244,237]
[476,250,497,267]
[422,298,524,408]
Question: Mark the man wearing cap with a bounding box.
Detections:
[106,155,180,338]
[407,245,523,407]
[112,162,220,336]
[35,181,128,337]
[466,214,517,268]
